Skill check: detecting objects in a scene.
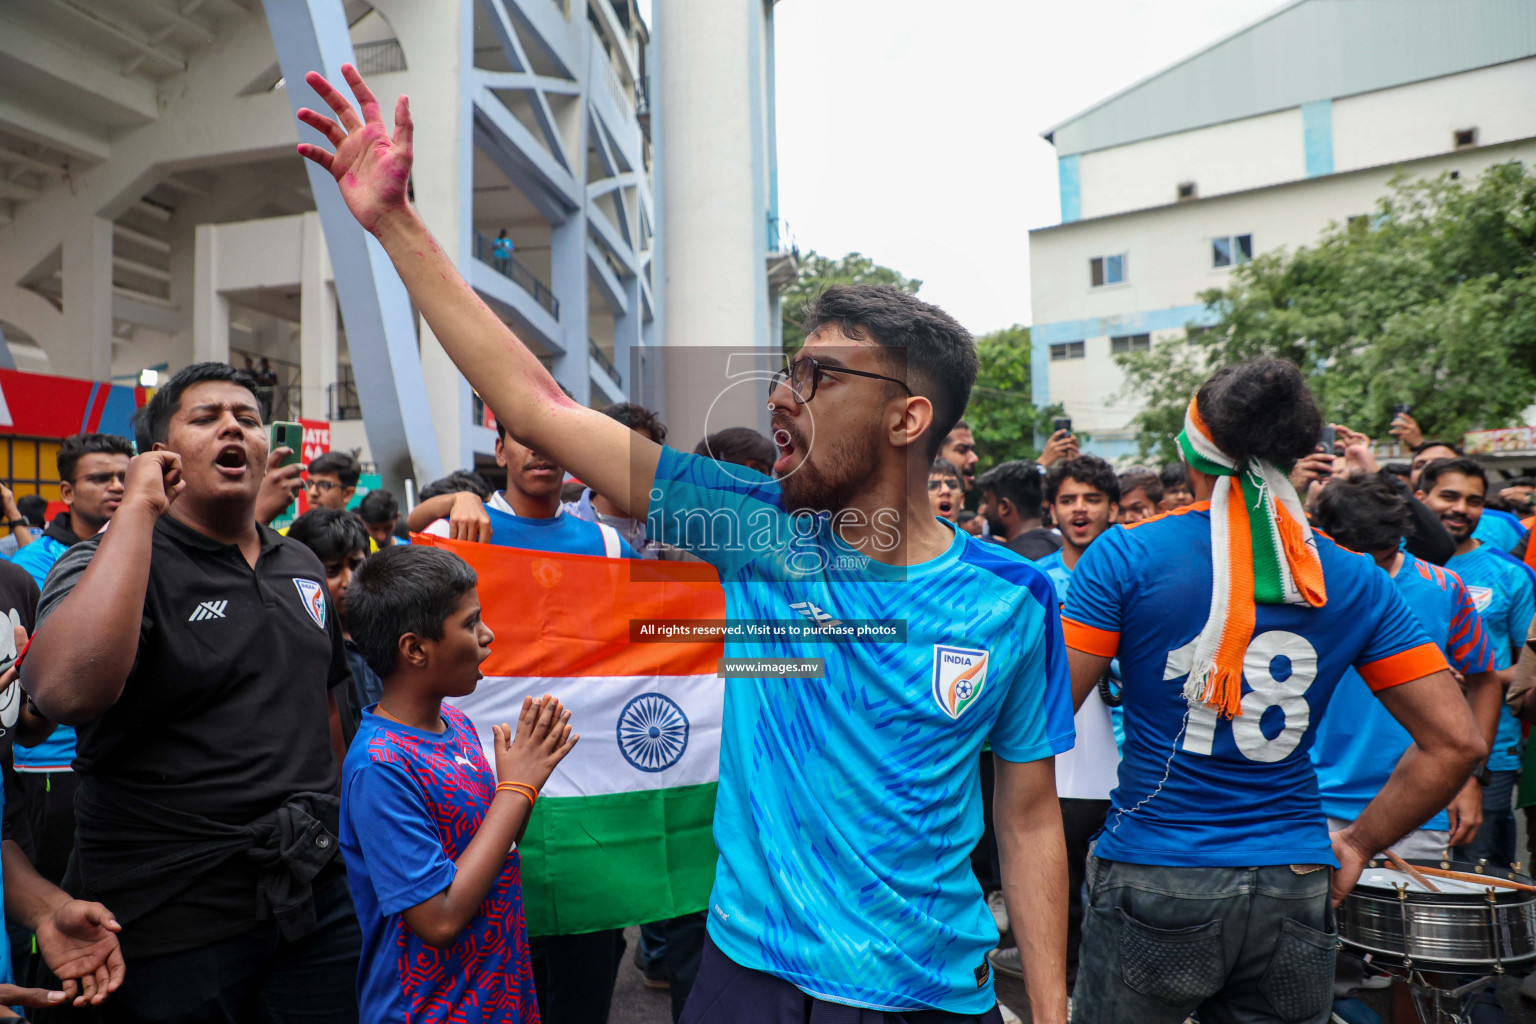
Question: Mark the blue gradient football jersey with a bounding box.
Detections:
[1448,541,1536,772]
[1312,555,1496,829]
[649,448,1075,1013]
[1032,548,1071,604]
[1062,504,1446,868]
[1475,508,1528,554]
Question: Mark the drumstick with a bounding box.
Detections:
[1385,850,1441,892]
[1408,864,1536,893]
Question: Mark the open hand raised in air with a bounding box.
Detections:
[295,64,414,235]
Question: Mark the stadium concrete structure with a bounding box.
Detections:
[1029,0,1536,459]
[0,0,792,492]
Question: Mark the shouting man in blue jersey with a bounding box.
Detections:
[298,66,1075,1024]
[1061,360,1485,1024]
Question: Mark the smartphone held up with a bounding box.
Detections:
[270,421,304,467]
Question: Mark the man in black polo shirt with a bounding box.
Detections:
[976,459,1061,560]
[21,363,360,1024]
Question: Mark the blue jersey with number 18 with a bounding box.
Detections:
[1062,503,1447,868]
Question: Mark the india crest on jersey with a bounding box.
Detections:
[933,644,990,720]
[293,578,326,630]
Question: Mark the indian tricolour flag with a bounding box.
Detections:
[417,535,725,936]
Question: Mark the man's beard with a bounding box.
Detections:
[1442,518,1473,541]
[776,420,880,515]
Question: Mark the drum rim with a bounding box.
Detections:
[1337,939,1536,971]
[1349,858,1536,906]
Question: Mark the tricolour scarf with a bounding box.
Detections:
[1176,396,1327,717]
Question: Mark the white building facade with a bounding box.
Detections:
[0,0,786,492]
[1029,0,1536,459]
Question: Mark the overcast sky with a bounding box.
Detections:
[771,0,1286,335]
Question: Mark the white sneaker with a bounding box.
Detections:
[998,1004,1023,1024]
[987,890,1010,934]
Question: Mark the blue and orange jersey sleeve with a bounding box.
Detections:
[1355,567,1447,692]
[1444,569,1497,675]
[1061,526,1128,658]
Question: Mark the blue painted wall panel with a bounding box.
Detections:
[1031,327,1052,407]
[1086,437,1140,461]
[1058,154,1081,223]
[1032,303,1218,346]
[1301,99,1334,177]
[1033,302,1220,414]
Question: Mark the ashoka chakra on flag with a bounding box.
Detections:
[617,693,690,772]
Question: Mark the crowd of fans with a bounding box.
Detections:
[0,60,1527,1024]
[0,348,1529,1024]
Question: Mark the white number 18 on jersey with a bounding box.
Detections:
[1164,631,1320,763]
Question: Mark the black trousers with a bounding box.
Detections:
[1061,797,1110,988]
[12,769,80,886]
[531,929,627,1024]
[680,935,1003,1024]
[100,872,360,1024]
[7,769,82,1010]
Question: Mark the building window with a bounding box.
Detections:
[1110,334,1151,355]
[1050,341,1085,361]
[1177,181,1197,201]
[1453,127,1477,149]
[0,435,63,502]
[1212,234,1253,268]
[1090,254,1126,287]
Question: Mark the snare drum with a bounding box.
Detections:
[1337,860,1536,972]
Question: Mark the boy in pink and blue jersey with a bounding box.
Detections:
[340,544,578,1023]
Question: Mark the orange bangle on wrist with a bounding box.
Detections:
[497,781,538,805]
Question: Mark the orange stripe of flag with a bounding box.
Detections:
[416,535,726,679]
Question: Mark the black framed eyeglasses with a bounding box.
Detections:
[769,355,913,406]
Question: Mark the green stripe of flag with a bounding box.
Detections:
[1239,471,1285,604]
[519,782,719,936]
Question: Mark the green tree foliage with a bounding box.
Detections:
[780,250,921,352]
[1116,162,1536,462]
[966,325,1068,467]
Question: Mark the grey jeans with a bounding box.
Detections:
[1071,856,1338,1024]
